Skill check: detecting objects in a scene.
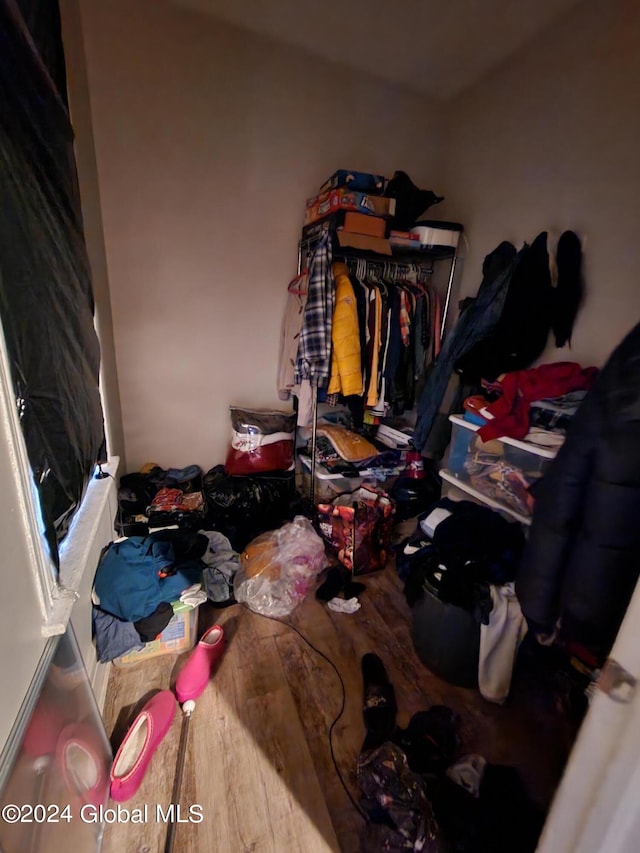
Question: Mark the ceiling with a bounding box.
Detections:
[172,0,583,99]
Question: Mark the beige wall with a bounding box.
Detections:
[441,0,640,368]
[75,0,444,471]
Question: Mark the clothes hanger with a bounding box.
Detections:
[288,269,308,295]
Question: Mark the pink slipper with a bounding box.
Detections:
[175,625,225,703]
[109,690,176,802]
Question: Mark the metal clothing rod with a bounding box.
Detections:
[309,387,318,503]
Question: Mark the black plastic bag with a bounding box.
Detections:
[203,465,296,551]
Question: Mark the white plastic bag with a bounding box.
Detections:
[234,516,326,617]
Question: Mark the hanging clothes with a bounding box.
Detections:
[413,241,518,453]
[328,261,364,397]
[366,285,383,407]
[295,231,334,388]
[516,320,640,659]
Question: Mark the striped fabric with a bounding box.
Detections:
[295,232,334,387]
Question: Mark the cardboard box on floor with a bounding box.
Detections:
[113,603,200,666]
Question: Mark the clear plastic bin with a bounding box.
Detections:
[299,454,401,502]
[444,415,559,521]
[113,605,199,666]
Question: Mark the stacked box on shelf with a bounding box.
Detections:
[443,414,560,524]
[304,187,396,226]
[319,170,386,195]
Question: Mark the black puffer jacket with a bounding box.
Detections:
[517,320,640,658]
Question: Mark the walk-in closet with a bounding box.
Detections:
[1,1,640,852]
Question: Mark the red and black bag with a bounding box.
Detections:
[317,486,394,576]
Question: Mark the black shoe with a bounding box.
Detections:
[361,653,398,752]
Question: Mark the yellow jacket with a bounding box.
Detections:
[328,262,363,396]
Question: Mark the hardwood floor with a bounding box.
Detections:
[101,566,573,853]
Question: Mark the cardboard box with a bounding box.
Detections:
[113,605,200,666]
[319,170,386,195]
[305,189,395,226]
[336,230,392,256]
[343,212,386,238]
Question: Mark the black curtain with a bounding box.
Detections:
[0,0,106,568]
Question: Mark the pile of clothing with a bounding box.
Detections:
[92,528,238,662]
[357,653,542,852]
[399,499,526,702]
[116,463,206,534]
[413,230,587,456]
[476,362,598,443]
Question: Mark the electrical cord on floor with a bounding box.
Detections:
[257,612,369,823]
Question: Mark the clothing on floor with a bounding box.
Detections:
[200,530,239,604]
[394,706,460,775]
[180,583,208,609]
[93,533,203,623]
[517,319,640,658]
[315,565,366,602]
[357,742,444,853]
[405,501,526,697]
[133,601,174,642]
[361,653,398,752]
[478,362,598,442]
[430,498,525,585]
[429,765,543,853]
[446,754,487,798]
[92,606,144,663]
[327,596,361,613]
[478,583,528,704]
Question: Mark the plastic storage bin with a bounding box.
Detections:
[444,415,559,523]
[114,605,200,666]
[299,454,401,502]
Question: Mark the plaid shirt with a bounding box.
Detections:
[295,232,334,386]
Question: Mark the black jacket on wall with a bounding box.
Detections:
[517,320,640,658]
